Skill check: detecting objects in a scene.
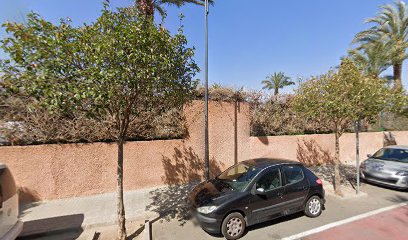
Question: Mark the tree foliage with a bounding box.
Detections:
[262,72,294,95]
[293,59,393,194]
[348,41,391,78]
[1,5,199,239]
[135,0,214,18]
[352,0,408,90]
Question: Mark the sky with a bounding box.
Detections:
[1,0,408,93]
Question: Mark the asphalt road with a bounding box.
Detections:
[305,205,408,240]
[152,184,408,240]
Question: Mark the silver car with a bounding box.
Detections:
[360,145,408,190]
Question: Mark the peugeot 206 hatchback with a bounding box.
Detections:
[189,158,325,240]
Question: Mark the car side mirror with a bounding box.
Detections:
[255,188,265,195]
[367,154,372,158]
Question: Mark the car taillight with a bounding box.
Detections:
[316,179,323,185]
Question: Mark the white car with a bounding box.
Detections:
[0,164,23,240]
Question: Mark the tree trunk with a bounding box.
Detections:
[274,87,279,96]
[116,138,127,240]
[393,62,403,91]
[136,0,154,18]
[334,131,342,196]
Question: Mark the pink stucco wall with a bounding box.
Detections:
[0,100,251,201]
[249,131,408,165]
[0,100,407,202]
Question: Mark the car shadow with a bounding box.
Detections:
[362,179,408,193]
[245,212,304,235]
[205,212,305,239]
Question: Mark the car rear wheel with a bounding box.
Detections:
[221,212,246,240]
[304,195,322,218]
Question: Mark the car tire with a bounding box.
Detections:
[304,195,323,218]
[221,212,246,240]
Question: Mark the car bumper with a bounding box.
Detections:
[192,211,222,234]
[1,221,23,240]
[361,171,408,190]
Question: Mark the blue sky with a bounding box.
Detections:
[1,0,407,92]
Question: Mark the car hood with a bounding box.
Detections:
[365,158,408,173]
[189,179,235,208]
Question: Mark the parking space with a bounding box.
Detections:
[304,205,408,240]
[152,184,407,240]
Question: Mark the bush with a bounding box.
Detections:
[250,94,332,136]
[0,93,185,145]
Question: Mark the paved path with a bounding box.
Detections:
[152,184,408,240]
[18,187,157,239]
[304,206,408,240]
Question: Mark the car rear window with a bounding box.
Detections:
[0,167,17,205]
[282,165,304,185]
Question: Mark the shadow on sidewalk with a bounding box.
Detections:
[145,146,224,226]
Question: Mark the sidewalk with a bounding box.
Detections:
[19,187,160,238]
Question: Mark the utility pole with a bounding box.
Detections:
[204,0,210,180]
[355,120,360,194]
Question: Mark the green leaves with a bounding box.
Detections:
[351,0,408,90]
[293,59,396,134]
[1,6,199,138]
[262,72,294,95]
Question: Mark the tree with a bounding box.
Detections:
[353,0,408,91]
[136,0,214,19]
[348,41,391,78]
[262,72,294,95]
[1,5,199,239]
[293,59,391,195]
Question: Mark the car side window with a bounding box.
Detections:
[256,169,281,191]
[283,165,304,185]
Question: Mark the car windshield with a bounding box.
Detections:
[217,162,261,191]
[372,148,408,163]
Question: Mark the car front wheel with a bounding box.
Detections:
[221,212,246,240]
[304,195,323,218]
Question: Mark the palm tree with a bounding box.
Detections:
[348,41,391,78]
[353,0,408,91]
[136,0,214,19]
[262,72,294,96]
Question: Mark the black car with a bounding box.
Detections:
[189,158,325,240]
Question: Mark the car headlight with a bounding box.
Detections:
[197,206,217,214]
[396,171,408,176]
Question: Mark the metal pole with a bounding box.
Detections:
[355,120,360,194]
[204,0,210,180]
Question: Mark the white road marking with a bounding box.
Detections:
[281,201,408,240]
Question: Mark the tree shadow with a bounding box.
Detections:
[296,139,334,166]
[146,146,225,226]
[383,132,397,146]
[308,164,358,188]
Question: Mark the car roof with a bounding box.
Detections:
[243,158,301,169]
[383,145,408,150]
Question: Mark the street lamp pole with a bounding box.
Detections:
[204,0,210,180]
